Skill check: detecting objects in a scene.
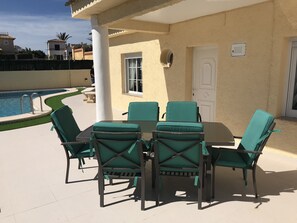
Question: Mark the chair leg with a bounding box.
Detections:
[211,165,215,198]
[198,181,202,210]
[65,158,70,184]
[252,167,258,198]
[242,169,247,186]
[155,173,160,206]
[152,158,156,188]
[78,159,81,169]
[99,174,104,207]
[141,174,145,210]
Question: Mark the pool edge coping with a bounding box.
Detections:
[0,88,77,124]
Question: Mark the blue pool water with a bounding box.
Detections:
[0,89,66,117]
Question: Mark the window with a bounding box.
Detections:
[54,44,60,50]
[125,53,142,94]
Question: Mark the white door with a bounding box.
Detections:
[192,46,218,121]
[286,41,297,117]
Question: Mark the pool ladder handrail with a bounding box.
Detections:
[20,93,43,114]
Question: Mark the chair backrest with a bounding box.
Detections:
[50,106,82,156]
[92,122,143,172]
[127,101,159,121]
[153,122,205,172]
[239,109,275,165]
[165,101,199,122]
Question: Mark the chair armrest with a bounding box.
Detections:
[215,147,262,155]
[122,112,128,116]
[197,113,202,122]
[234,136,242,139]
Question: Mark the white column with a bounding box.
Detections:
[91,15,113,121]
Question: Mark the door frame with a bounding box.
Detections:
[192,45,218,121]
[284,39,297,117]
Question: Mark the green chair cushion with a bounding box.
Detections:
[157,121,203,132]
[156,122,205,146]
[240,109,274,165]
[92,122,142,169]
[51,106,86,156]
[128,101,159,121]
[93,122,140,132]
[155,122,206,170]
[93,122,140,140]
[166,101,198,122]
[212,109,275,168]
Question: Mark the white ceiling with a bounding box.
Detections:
[134,0,268,24]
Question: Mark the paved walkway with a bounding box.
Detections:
[0,94,297,223]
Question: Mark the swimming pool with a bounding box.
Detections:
[0,89,66,117]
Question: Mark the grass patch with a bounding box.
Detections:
[0,88,83,131]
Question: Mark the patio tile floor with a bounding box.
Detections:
[0,94,296,223]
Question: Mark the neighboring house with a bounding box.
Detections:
[0,32,15,54]
[66,0,297,136]
[71,43,93,60]
[47,39,68,60]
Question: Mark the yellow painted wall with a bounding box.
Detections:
[108,1,297,135]
[109,37,169,116]
[0,70,92,91]
[72,48,93,60]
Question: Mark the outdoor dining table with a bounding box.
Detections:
[76,120,235,146]
[76,120,234,202]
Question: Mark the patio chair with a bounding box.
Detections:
[51,105,95,183]
[211,109,277,198]
[162,101,202,122]
[152,122,207,209]
[91,122,146,210]
[122,101,159,121]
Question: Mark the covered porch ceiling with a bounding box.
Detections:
[68,0,268,35]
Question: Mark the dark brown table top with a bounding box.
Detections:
[77,121,234,147]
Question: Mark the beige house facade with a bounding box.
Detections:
[0,32,15,54]
[47,39,67,60]
[66,0,297,136]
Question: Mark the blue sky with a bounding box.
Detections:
[0,0,91,52]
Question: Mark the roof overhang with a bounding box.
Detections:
[66,0,269,36]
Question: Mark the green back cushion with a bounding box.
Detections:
[51,106,82,155]
[166,101,198,122]
[156,122,204,170]
[240,109,274,164]
[128,101,159,121]
[93,122,141,170]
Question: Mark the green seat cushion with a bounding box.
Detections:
[128,102,159,121]
[240,109,274,165]
[51,106,86,156]
[166,101,198,122]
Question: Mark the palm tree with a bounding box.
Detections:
[56,32,72,41]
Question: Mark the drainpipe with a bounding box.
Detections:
[91,15,113,121]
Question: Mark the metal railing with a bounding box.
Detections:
[20,93,43,114]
